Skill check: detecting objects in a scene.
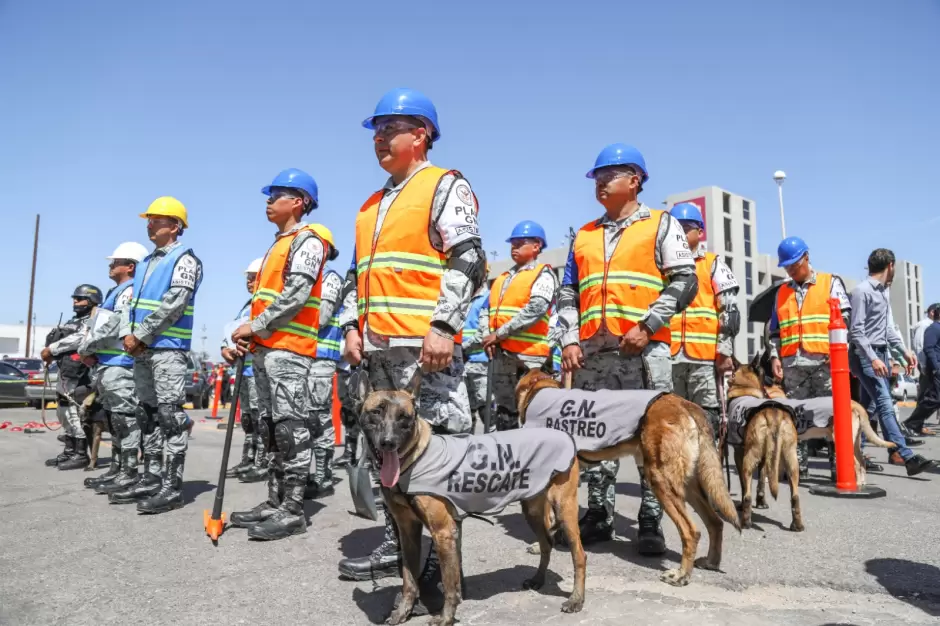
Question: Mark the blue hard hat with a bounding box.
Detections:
[506,220,547,248]
[777,236,809,268]
[670,203,704,228]
[261,168,319,209]
[586,143,649,182]
[362,88,441,142]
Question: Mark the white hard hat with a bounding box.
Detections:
[107,242,149,264]
[245,258,264,275]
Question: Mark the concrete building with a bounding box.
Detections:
[0,323,55,358]
[890,260,925,345]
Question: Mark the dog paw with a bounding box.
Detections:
[428,616,454,626]
[694,557,720,571]
[523,576,545,590]
[755,500,769,510]
[561,596,584,613]
[526,541,542,555]
[789,521,805,532]
[741,519,753,529]
[660,569,691,587]
[385,609,409,625]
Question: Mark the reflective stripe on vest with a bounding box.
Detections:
[776,272,833,357]
[97,282,134,367]
[250,226,324,357]
[317,271,344,361]
[574,211,671,344]
[670,252,719,361]
[489,265,551,357]
[130,246,199,350]
[355,166,464,341]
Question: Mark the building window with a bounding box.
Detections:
[723,192,731,214]
[915,265,920,278]
[758,271,766,285]
[745,261,753,296]
[747,298,754,333]
[742,200,751,220]
[725,255,733,270]
[743,223,752,257]
[724,217,733,252]
[748,337,756,358]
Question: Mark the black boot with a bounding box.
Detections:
[247,478,306,540]
[226,438,255,478]
[577,508,614,545]
[332,436,356,469]
[797,441,810,479]
[45,436,74,467]
[338,510,401,580]
[230,500,280,528]
[109,454,162,504]
[138,454,185,514]
[85,446,122,488]
[637,469,665,555]
[306,447,336,499]
[58,437,90,471]
[239,462,268,483]
[96,448,140,494]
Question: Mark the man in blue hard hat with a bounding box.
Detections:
[462,281,491,432]
[336,88,486,599]
[558,143,698,553]
[479,220,557,431]
[768,236,851,478]
[668,203,741,441]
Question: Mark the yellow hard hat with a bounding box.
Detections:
[140,196,189,229]
[310,223,339,260]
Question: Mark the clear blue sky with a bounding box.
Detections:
[2,1,938,354]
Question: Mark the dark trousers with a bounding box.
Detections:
[906,370,940,432]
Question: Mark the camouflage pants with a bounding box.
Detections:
[236,374,262,465]
[784,363,832,471]
[672,361,720,438]
[134,349,189,461]
[56,376,85,441]
[464,361,489,431]
[253,346,314,512]
[337,368,359,443]
[96,365,140,463]
[308,359,337,488]
[493,351,544,431]
[575,350,673,528]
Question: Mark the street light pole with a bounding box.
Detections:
[773,170,787,239]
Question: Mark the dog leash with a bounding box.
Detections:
[717,372,731,489]
[40,366,63,431]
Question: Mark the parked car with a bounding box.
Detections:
[185,354,212,409]
[25,362,58,409]
[2,357,44,377]
[0,361,28,406]
[891,373,919,402]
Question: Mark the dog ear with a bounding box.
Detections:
[404,368,422,400]
[357,370,372,403]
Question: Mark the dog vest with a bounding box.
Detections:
[397,429,576,520]
[727,396,835,447]
[523,388,667,452]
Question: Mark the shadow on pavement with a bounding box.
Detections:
[338,524,387,559]
[866,558,940,617]
[181,480,215,505]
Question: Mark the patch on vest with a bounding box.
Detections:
[727,396,835,446]
[397,429,576,520]
[523,388,666,451]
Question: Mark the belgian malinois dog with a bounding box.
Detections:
[728,364,896,531]
[358,370,586,626]
[516,370,740,587]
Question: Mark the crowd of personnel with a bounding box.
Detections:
[35,87,935,607]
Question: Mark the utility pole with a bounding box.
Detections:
[25,214,40,357]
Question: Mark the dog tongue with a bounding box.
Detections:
[380,451,401,487]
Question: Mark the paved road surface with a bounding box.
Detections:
[1,405,939,624]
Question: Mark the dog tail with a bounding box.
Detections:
[765,416,783,501]
[696,418,741,531]
[852,401,897,449]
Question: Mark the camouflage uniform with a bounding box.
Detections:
[671,247,741,439]
[558,204,698,543]
[46,316,92,444]
[221,300,261,473]
[309,266,343,491]
[337,161,484,582]
[769,269,850,473]
[462,287,490,432]
[480,262,557,431]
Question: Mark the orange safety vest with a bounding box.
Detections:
[776,272,833,357]
[250,226,324,357]
[670,252,720,361]
[574,210,672,344]
[355,166,465,341]
[489,264,552,357]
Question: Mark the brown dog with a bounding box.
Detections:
[516,369,740,587]
[727,364,896,530]
[358,371,586,626]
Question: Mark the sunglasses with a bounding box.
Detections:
[373,119,422,139]
[109,259,135,269]
[593,168,638,185]
[266,190,304,204]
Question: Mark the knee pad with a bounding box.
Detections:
[241,411,256,435]
[110,413,128,439]
[274,419,309,461]
[138,405,158,435]
[258,414,275,452]
[157,403,182,437]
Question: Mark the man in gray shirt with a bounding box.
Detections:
[848,249,932,476]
